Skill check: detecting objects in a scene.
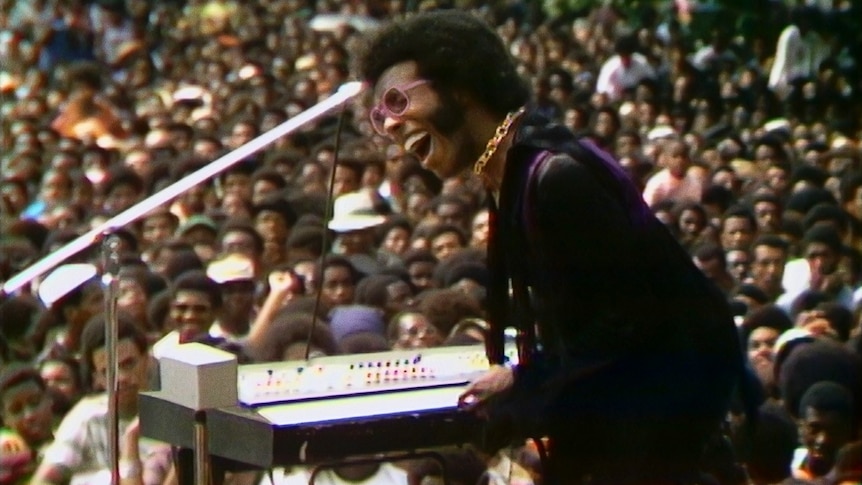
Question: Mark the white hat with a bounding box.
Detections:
[647,125,676,141]
[327,191,386,232]
[763,118,791,134]
[38,264,99,307]
[172,85,207,104]
[207,253,255,284]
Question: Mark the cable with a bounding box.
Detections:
[304,105,350,361]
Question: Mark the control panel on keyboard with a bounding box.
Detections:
[237,344,517,406]
[255,386,467,426]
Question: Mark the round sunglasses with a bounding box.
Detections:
[369,79,430,135]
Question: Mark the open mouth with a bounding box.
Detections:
[405,132,432,163]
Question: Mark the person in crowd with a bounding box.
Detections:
[415,288,484,339]
[315,255,360,313]
[244,310,338,363]
[720,206,759,253]
[427,223,468,263]
[37,354,84,422]
[468,207,490,251]
[252,195,298,269]
[749,235,791,303]
[768,6,831,101]
[205,252,258,341]
[751,193,784,236]
[401,249,439,294]
[0,295,42,365]
[138,209,180,262]
[674,201,710,253]
[33,270,103,358]
[595,34,657,103]
[742,401,799,485]
[327,190,389,271]
[778,224,854,313]
[152,269,222,359]
[20,170,73,223]
[355,273,414,324]
[0,364,55,483]
[328,304,387,349]
[387,310,444,350]
[791,381,857,481]
[432,194,472,233]
[738,305,793,399]
[31,315,172,485]
[725,248,752,286]
[175,215,219,265]
[692,242,736,295]
[642,138,705,208]
[357,11,744,484]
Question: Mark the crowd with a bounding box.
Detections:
[1,0,861,484]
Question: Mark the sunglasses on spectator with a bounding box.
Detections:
[369,79,430,135]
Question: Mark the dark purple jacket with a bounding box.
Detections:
[484,112,744,459]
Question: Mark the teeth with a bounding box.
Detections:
[405,132,428,154]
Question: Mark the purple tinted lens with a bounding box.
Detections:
[369,80,427,135]
[383,87,410,114]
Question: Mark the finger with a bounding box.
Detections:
[458,391,481,409]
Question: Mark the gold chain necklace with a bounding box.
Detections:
[473,107,526,176]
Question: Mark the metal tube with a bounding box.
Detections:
[193,413,209,485]
[1,81,366,296]
[103,235,122,485]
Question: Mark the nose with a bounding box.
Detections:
[22,403,41,419]
[754,344,772,359]
[382,115,403,136]
[179,308,200,323]
[809,257,824,272]
[815,430,829,447]
[117,367,134,382]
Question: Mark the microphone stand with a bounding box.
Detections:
[102,235,122,485]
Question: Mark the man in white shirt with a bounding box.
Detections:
[768,6,830,100]
[32,315,172,485]
[596,35,656,102]
[777,225,854,314]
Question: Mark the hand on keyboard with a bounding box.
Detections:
[457,364,514,416]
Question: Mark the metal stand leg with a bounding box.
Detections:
[194,411,210,485]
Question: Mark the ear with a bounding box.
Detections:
[448,88,477,111]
